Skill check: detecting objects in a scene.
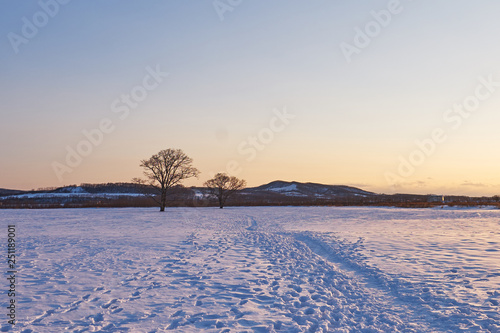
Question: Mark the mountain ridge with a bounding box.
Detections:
[245,180,374,198]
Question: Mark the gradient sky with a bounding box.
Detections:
[2,0,500,195]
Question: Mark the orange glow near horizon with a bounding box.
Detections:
[2,2,500,196]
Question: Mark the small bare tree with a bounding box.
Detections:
[136,149,199,212]
[204,173,246,209]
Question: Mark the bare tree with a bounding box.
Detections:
[204,173,246,209]
[136,149,199,211]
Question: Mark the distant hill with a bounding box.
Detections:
[0,183,156,198]
[246,181,373,198]
[0,183,158,208]
[0,188,26,196]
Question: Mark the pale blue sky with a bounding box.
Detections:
[2,1,500,195]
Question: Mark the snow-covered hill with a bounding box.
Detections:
[0,186,146,200]
[246,181,373,198]
[1,191,145,200]
[0,184,158,208]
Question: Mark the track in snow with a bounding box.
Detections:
[1,207,498,332]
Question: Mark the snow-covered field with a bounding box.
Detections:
[1,206,499,332]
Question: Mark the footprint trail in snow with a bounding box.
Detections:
[1,207,499,332]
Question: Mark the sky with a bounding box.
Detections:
[2,0,500,196]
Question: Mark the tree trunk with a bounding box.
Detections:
[160,188,167,212]
[219,196,223,209]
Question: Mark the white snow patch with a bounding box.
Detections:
[68,186,87,193]
[268,183,298,192]
[266,184,307,196]
[193,190,208,199]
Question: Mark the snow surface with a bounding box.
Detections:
[1,206,499,332]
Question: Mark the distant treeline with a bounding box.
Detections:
[79,183,158,194]
[1,184,500,209]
